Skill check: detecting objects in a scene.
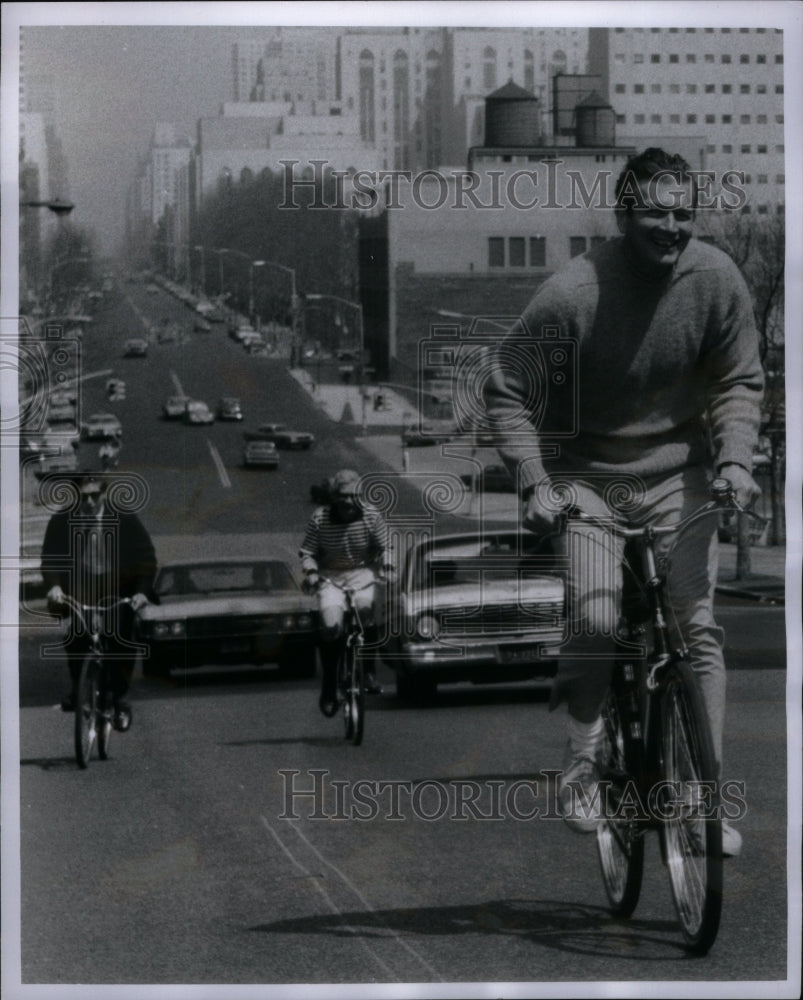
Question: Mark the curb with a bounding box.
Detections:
[715,583,785,605]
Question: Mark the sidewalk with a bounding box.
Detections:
[292,374,787,605]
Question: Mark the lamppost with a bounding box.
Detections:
[306,293,366,434]
[215,248,257,320]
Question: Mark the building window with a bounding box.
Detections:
[722,144,732,153]
[686,54,696,63]
[740,54,750,63]
[721,54,731,63]
[483,45,497,91]
[650,54,661,62]
[651,114,662,124]
[757,84,767,94]
[758,174,768,183]
[670,114,680,124]
[488,238,505,268]
[740,115,751,124]
[687,114,697,123]
[722,115,732,123]
[670,84,681,93]
[706,144,716,154]
[705,114,716,124]
[757,114,767,123]
[776,115,784,123]
[757,145,767,154]
[776,174,785,184]
[509,237,525,267]
[740,84,751,93]
[616,114,626,124]
[776,54,783,63]
[757,205,768,215]
[634,114,646,124]
[775,144,785,153]
[741,145,751,154]
[569,236,587,258]
[687,84,697,93]
[651,83,662,93]
[634,84,645,93]
[705,53,715,63]
[615,83,626,93]
[633,53,644,64]
[776,85,784,94]
[722,84,732,93]
[529,237,546,267]
[669,54,679,63]
[614,53,626,64]
[757,54,766,64]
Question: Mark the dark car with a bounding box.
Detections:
[382,530,564,701]
[124,338,148,357]
[243,440,279,468]
[243,422,314,450]
[217,397,244,421]
[459,464,516,493]
[137,557,317,679]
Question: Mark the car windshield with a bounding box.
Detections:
[410,537,549,589]
[155,561,297,596]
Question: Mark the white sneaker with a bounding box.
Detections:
[559,749,603,834]
[722,820,742,858]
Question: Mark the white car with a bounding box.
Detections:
[183,400,215,425]
[383,530,565,701]
[81,412,122,440]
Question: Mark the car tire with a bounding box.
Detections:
[395,672,437,704]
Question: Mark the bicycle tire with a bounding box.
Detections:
[340,644,355,741]
[350,651,365,747]
[97,668,113,761]
[596,663,645,916]
[74,656,98,769]
[659,659,722,955]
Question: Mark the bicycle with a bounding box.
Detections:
[58,595,133,769]
[562,478,759,955]
[316,576,381,746]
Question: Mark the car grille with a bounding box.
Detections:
[186,615,289,638]
[438,600,564,635]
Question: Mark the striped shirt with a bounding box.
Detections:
[299,506,392,574]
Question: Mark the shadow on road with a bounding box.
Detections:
[247,896,691,962]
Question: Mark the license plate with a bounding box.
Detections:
[220,638,251,654]
[499,645,539,664]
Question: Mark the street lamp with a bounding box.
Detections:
[306,293,366,434]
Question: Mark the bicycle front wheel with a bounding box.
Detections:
[342,642,365,746]
[74,656,99,769]
[659,660,722,955]
[97,669,113,761]
[596,664,644,917]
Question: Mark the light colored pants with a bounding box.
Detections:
[550,466,726,767]
[318,567,377,640]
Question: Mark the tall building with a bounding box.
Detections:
[588,26,785,215]
[232,29,337,104]
[149,123,193,224]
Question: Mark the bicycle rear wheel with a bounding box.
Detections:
[74,656,99,769]
[97,669,113,761]
[659,660,722,955]
[596,663,644,917]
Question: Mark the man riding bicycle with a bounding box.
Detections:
[484,148,764,856]
[299,468,395,717]
[41,470,157,731]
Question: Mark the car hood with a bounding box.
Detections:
[404,577,564,613]
[140,592,314,619]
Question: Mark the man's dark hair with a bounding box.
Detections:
[614,147,698,213]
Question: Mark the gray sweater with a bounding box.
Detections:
[484,236,764,490]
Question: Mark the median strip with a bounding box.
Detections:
[206,439,231,489]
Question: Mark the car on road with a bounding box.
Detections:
[382,529,564,701]
[217,397,244,421]
[124,338,148,357]
[243,422,315,450]
[136,556,317,679]
[193,317,212,333]
[34,448,79,480]
[243,440,279,468]
[81,412,122,440]
[230,324,259,344]
[183,400,215,425]
[402,423,456,447]
[458,464,516,494]
[162,395,190,420]
[157,324,180,345]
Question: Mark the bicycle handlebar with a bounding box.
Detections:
[52,594,134,628]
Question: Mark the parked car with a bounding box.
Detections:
[458,464,516,494]
[81,412,122,440]
[195,300,216,316]
[34,448,79,480]
[183,400,215,425]
[193,317,212,333]
[382,530,564,700]
[162,395,190,420]
[157,325,180,345]
[243,440,279,468]
[230,324,259,344]
[136,556,317,679]
[402,423,456,447]
[124,338,148,357]
[217,397,244,421]
[243,422,315,450]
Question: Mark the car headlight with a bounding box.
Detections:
[153,620,185,637]
[281,614,296,630]
[416,614,440,640]
[296,613,313,630]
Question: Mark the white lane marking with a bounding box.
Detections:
[170,370,185,396]
[261,815,443,981]
[206,438,231,489]
[260,816,401,980]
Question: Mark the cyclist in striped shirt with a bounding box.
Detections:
[300,469,395,717]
